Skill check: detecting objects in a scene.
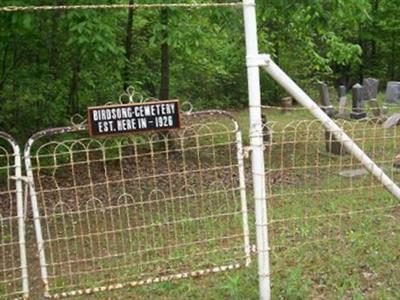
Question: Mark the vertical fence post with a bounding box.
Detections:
[13,145,29,299]
[242,1,271,299]
[236,129,251,266]
[24,140,50,296]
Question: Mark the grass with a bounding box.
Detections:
[7,100,400,299]
[65,104,399,299]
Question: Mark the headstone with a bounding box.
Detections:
[393,154,400,169]
[318,82,335,117]
[338,169,368,178]
[281,96,293,113]
[368,99,383,118]
[350,83,367,120]
[383,113,400,128]
[325,131,347,155]
[362,78,379,101]
[385,81,400,103]
[338,85,346,98]
[337,85,347,116]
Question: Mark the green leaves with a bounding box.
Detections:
[67,10,123,57]
[325,33,362,66]
[0,0,400,138]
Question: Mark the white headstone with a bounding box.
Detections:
[385,81,400,103]
[383,113,400,128]
[338,169,368,178]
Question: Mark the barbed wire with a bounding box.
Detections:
[0,2,243,13]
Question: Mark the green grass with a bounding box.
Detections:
[24,105,400,299]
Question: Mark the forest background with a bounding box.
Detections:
[0,0,397,140]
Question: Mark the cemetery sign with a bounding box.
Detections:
[87,100,181,137]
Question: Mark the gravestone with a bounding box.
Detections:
[325,131,347,155]
[383,113,400,128]
[350,83,367,120]
[338,169,368,178]
[393,154,400,169]
[362,78,379,101]
[385,81,400,103]
[368,99,383,118]
[318,82,335,117]
[281,96,293,113]
[337,85,347,116]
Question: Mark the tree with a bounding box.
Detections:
[159,8,169,100]
[123,0,135,91]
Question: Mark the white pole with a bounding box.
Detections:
[242,1,271,299]
[13,144,29,299]
[24,140,50,296]
[261,58,400,199]
[236,130,251,266]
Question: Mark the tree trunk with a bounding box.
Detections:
[370,0,379,69]
[49,0,64,81]
[69,53,81,115]
[390,33,396,80]
[358,25,364,83]
[123,0,135,91]
[159,8,170,100]
[0,44,9,91]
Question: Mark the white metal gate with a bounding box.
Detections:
[0,132,28,299]
[24,110,250,298]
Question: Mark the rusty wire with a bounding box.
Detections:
[0,133,28,299]
[0,2,243,13]
[24,111,250,298]
[262,119,400,280]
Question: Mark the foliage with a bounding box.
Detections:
[0,0,400,140]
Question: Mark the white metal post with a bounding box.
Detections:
[236,129,251,266]
[261,57,400,199]
[24,140,50,296]
[242,1,271,299]
[13,144,29,299]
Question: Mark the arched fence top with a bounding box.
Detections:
[24,109,241,156]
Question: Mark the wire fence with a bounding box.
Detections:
[263,119,400,296]
[0,2,243,13]
[262,100,400,114]
[0,132,28,300]
[24,111,250,298]
[1,111,400,298]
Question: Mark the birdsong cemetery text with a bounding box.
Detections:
[87,100,181,137]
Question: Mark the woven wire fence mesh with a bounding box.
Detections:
[0,133,26,299]
[25,111,250,298]
[264,119,400,296]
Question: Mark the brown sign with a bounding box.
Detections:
[87,100,181,137]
